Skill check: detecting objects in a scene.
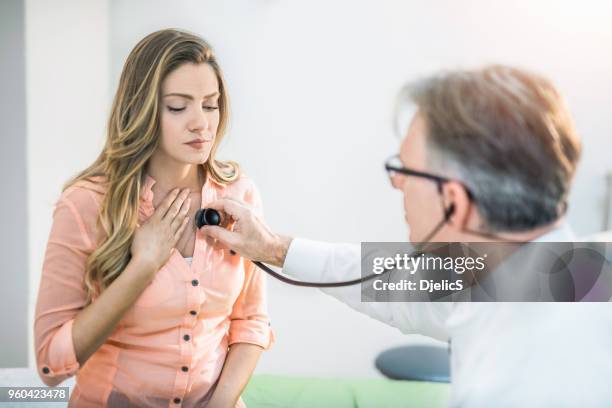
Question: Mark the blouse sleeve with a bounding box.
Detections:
[34,188,97,386]
[227,180,274,350]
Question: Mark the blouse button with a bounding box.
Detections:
[173,397,181,404]
[181,366,189,372]
[42,367,50,374]
[183,334,190,341]
[189,310,197,316]
[191,279,199,287]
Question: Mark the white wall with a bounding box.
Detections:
[26,0,109,367]
[108,0,612,378]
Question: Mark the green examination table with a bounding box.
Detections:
[242,374,450,408]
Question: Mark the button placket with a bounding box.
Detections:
[171,260,200,405]
[170,181,218,405]
[172,331,192,405]
[176,271,200,402]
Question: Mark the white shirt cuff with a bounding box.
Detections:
[282,238,333,281]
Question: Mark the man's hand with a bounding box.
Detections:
[199,198,293,267]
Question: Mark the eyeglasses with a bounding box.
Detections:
[384,154,474,200]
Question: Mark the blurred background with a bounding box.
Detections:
[2,0,611,379]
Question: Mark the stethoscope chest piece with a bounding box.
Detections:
[195,208,221,228]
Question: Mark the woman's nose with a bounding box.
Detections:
[188,109,209,133]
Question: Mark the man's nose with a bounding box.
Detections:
[389,172,404,190]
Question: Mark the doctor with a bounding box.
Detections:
[201,65,612,406]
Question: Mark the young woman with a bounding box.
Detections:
[34,29,273,407]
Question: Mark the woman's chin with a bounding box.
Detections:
[178,152,212,165]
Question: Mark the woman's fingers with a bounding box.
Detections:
[171,198,191,233]
[163,189,190,221]
[174,216,190,241]
[154,188,180,220]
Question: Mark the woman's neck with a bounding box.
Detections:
[146,154,205,194]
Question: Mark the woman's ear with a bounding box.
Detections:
[441,181,472,230]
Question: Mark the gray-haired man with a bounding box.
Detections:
[202,66,612,407]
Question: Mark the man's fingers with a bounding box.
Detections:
[201,225,238,248]
[205,198,248,221]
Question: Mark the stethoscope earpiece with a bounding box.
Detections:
[195,208,221,228]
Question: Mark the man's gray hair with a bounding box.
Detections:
[395,65,581,232]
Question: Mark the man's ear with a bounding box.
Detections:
[440,181,472,229]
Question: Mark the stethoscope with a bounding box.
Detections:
[195,204,456,288]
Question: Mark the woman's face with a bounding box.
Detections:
[158,62,221,165]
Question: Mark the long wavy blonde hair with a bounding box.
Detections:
[65,29,239,305]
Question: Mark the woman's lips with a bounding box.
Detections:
[185,141,207,150]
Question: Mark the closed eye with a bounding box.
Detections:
[167,106,185,112]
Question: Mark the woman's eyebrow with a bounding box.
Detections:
[163,91,220,100]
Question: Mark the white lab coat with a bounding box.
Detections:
[282,224,612,407]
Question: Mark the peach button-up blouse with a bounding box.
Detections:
[34,173,274,407]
